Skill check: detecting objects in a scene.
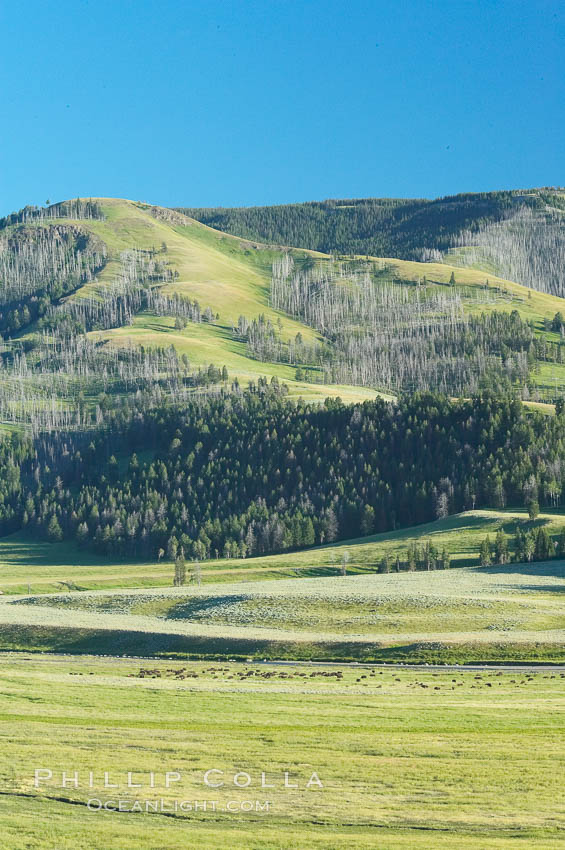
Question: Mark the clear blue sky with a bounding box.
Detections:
[0,0,562,215]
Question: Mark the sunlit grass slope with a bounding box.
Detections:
[19,197,565,402]
[2,656,565,848]
[1,508,564,594]
[39,198,378,401]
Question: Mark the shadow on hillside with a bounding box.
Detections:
[166,594,249,620]
[0,538,114,568]
[322,512,555,550]
[470,560,565,579]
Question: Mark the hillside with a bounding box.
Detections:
[179,187,565,296]
[2,196,565,434]
[0,198,383,431]
[1,391,565,571]
[1,508,563,595]
[2,197,565,578]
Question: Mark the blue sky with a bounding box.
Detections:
[0,0,562,214]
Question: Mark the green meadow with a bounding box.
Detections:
[1,508,565,664]
[1,509,563,595]
[1,656,564,849]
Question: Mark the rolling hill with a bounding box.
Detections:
[1,196,565,571]
[180,187,565,295]
[2,507,565,663]
[1,198,377,410]
[1,195,565,434]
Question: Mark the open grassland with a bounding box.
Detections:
[1,509,564,596]
[2,541,565,662]
[0,655,565,849]
[378,255,565,325]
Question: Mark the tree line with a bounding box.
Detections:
[1,391,565,563]
[177,189,562,263]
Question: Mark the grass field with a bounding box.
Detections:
[1,509,563,595]
[0,655,564,849]
[2,518,565,662]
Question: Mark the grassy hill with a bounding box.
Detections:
[2,549,565,663]
[2,508,565,663]
[2,196,565,427]
[18,198,379,403]
[1,508,563,594]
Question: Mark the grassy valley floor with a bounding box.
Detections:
[0,656,565,849]
[1,552,565,663]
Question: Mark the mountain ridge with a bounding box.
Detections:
[177,187,565,296]
[1,194,565,431]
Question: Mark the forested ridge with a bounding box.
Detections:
[1,389,564,562]
[177,189,563,260]
[179,188,565,294]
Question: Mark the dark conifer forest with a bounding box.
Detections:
[1,388,564,561]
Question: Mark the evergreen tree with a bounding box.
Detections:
[47,515,63,542]
[494,530,509,565]
[479,536,492,567]
[174,548,186,586]
[557,527,565,557]
[360,504,375,536]
[534,527,553,561]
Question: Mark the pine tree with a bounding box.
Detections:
[360,504,375,536]
[557,527,565,557]
[479,536,492,567]
[47,515,63,542]
[534,527,553,561]
[494,530,509,565]
[174,548,186,586]
[524,532,535,562]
